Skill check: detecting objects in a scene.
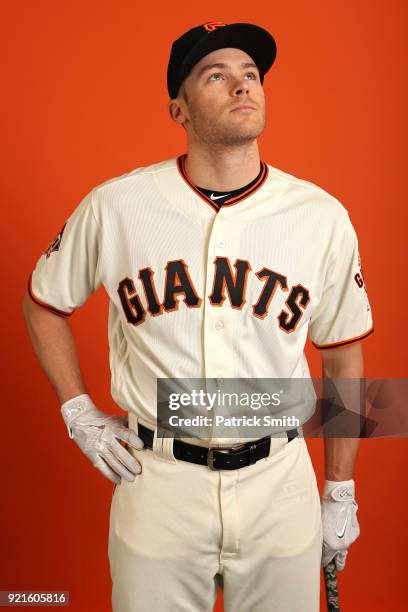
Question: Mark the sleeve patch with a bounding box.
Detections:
[44,222,67,259]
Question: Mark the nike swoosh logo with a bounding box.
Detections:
[210,193,230,200]
[336,515,348,538]
[65,407,79,417]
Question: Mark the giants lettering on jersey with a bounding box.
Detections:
[117,256,310,334]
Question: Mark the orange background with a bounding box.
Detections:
[2,1,407,610]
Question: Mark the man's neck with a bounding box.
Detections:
[183,141,261,191]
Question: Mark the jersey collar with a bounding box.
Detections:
[176,153,269,212]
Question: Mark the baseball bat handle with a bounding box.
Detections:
[323,560,340,611]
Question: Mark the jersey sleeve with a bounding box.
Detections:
[308,213,374,350]
[27,189,102,317]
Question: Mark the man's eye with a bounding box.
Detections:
[245,72,258,79]
[209,73,223,80]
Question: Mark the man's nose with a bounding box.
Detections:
[232,77,250,96]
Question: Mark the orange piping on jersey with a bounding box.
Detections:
[176,154,269,212]
[27,272,73,318]
[177,155,219,212]
[311,326,374,350]
[222,162,268,207]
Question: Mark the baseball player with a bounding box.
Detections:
[22,21,373,612]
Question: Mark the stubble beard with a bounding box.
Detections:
[188,107,266,149]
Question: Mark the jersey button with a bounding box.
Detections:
[215,320,224,330]
[217,239,226,248]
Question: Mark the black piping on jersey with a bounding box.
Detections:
[196,162,264,206]
[176,153,269,212]
[311,325,374,350]
[27,271,73,318]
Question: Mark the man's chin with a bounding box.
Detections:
[229,118,265,137]
[213,135,262,148]
[223,126,265,143]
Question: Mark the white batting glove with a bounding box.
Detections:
[321,479,360,571]
[61,394,144,484]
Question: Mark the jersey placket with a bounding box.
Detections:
[202,207,241,438]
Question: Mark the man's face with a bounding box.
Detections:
[177,47,266,147]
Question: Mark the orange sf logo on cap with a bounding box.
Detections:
[203,21,227,32]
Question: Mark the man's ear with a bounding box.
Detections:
[168,97,189,128]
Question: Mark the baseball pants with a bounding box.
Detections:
[108,414,323,612]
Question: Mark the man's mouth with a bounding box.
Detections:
[230,105,256,112]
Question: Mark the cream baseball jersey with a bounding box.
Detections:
[28,155,374,437]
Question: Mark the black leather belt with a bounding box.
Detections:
[136,423,299,471]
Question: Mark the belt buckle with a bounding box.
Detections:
[207,442,247,471]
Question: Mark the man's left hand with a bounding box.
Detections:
[321,479,360,571]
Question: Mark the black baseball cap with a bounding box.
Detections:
[167,21,277,100]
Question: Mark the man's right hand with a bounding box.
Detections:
[60,394,144,484]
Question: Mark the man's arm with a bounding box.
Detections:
[22,289,88,404]
[321,342,364,480]
[22,289,143,483]
[319,342,364,570]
